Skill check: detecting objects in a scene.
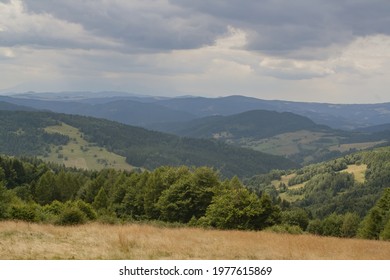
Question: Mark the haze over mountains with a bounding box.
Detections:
[1,92,390,130]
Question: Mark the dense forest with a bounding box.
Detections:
[0,149,389,240]
[0,111,297,178]
[246,147,390,239]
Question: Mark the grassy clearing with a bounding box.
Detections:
[340,164,367,183]
[42,123,133,171]
[1,221,389,260]
[329,141,386,153]
[241,131,337,156]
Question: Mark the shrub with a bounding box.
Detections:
[307,219,323,235]
[10,204,38,222]
[56,207,86,226]
[75,200,97,220]
[43,200,65,215]
[281,208,309,230]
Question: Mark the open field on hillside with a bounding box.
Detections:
[341,164,367,183]
[42,123,133,171]
[329,141,387,153]
[1,221,389,260]
[240,131,338,156]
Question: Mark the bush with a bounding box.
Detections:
[10,204,38,222]
[75,200,97,220]
[43,200,65,215]
[281,208,309,230]
[307,219,323,235]
[56,207,86,226]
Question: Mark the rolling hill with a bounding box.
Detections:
[0,96,195,127]
[154,95,390,130]
[147,109,327,139]
[0,110,298,178]
[247,146,390,220]
[148,110,389,165]
[2,92,390,130]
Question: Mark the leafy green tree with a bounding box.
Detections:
[358,188,390,239]
[380,219,390,241]
[341,212,360,238]
[56,171,83,201]
[144,167,187,220]
[358,207,383,239]
[200,178,279,230]
[34,171,59,205]
[117,172,148,219]
[307,219,323,235]
[157,167,218,223]
[281,208,309,230]
[322,213,343,237]
[92,187,109,210]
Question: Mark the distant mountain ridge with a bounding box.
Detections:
[2,92,390,130]
[154,95,390,130]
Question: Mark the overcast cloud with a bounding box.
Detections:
[1,0,390,103]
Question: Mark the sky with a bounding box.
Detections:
[1,0,390,104]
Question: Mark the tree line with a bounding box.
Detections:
[0,154,389,240]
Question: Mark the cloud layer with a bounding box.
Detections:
[1,0,390,103]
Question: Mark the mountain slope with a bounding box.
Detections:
[0,96,196,127]
[247,146,390,219]
[148,109,388,165]
[155,95,390,130]
[0,111,298,178]
[0,101,36,111]
[149,109,326,139]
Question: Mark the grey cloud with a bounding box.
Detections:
[5,0,390,57]
[169,0,390,57]
[23,0,225,51]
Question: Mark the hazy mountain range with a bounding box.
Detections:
[1,91,389,167]
[1,92,390,130]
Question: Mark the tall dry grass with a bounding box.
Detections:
[1,221,389,260]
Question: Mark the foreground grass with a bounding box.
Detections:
[1,221,389,260]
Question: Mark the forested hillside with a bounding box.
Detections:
[247,147,390,239]
[0,150,389,240]
[0,111,297,178]
[148,109,323,138]
[149,109,389,165]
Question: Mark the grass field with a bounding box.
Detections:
[329,141,387,153]
[340,164,367,183]
[240,130,338,156]
[1,221,389,260]
[42,123,133,171]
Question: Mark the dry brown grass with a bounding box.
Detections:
[1,221,389,260]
